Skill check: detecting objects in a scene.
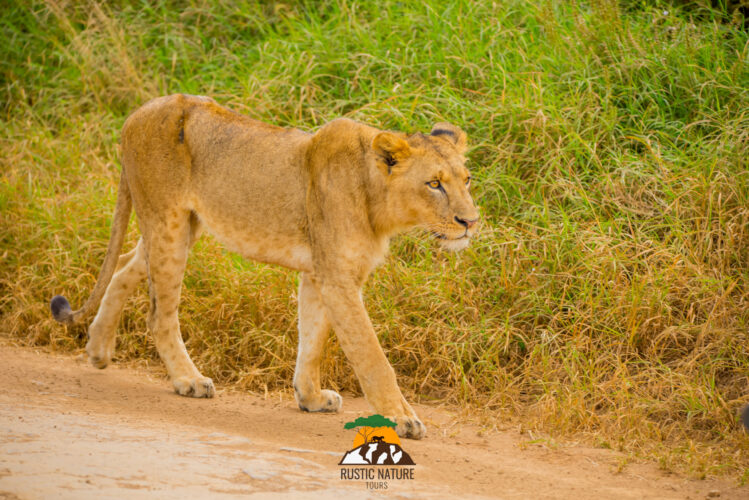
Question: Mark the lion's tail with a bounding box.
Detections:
[50,170,132,326]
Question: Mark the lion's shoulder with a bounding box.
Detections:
[306,118,380,167]
[314,118,377,141]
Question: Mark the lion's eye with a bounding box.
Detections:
[465,177,471,187]
[427,180,441,189]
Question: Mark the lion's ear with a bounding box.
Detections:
[372,132,411,175]
[430,122,467,153]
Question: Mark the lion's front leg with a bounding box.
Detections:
[318,279,426,440]
[293,272,342,412]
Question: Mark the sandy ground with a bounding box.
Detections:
[0,343,746,500]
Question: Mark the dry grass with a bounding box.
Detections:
[2,0,749,480]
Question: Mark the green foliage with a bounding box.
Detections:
[344,414,397,430]
[1,0,748,479]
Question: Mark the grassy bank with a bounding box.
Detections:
[2,0,748,479]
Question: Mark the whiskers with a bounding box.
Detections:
[421,222,470,240]
[418,222,473,252]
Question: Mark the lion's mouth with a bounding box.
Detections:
[431,230,472,252]
[432,230,469,241]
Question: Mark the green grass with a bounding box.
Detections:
[2,0,748,479]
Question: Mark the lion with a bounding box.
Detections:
[49,94,478,439]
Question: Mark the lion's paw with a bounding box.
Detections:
[88,353,111,369]
[297,389,342,413]
[393,415,426,440]
[173,375,215,398]
[85,341,112,369]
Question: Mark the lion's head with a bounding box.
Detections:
[372,123,479,251]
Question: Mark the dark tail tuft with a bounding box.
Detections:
[50,295,74,325]
[742,405,749,431]
[48,170,132,328]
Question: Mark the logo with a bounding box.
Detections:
[339,414,415,490]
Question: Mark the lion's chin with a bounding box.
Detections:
[438,236,471,252]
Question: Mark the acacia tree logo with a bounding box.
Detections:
[344,414,397,444]
[339,414,415,465]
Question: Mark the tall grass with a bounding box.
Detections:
[2,0,748,479]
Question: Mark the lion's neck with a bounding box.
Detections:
[366,169,411,241]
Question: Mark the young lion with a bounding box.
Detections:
[50,94,479,439]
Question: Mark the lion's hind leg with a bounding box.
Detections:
[86,238,147,368]
[293,272,342,412]
[143,210,214,398]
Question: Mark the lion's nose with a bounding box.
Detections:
[455,216,477,229]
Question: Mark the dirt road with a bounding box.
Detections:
[0,343,745,499]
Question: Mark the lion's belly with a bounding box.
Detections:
[182,108,314,272]
[195,208,313,272]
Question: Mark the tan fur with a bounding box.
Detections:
[55,94,479,439]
